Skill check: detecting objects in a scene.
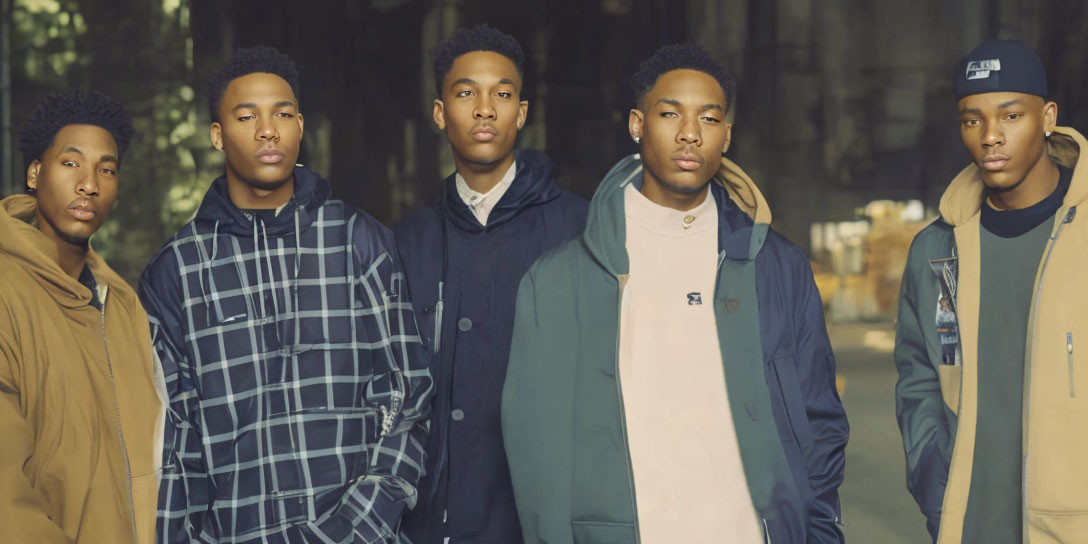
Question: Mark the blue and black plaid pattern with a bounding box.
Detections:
[141,201,432,543]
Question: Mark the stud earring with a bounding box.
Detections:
[633,136,641,144]
[1046,131,1052,137]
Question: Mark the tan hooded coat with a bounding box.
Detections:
[936,126,1088,543]
[0,194,164,544]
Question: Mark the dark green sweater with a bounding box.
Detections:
[962,165,1071,543]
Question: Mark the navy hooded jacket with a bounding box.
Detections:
[394,149,587,543]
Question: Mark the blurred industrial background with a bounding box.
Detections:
[4,0,1087,541]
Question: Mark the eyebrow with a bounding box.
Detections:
[230,100,297,112]
[498,78,517,86]
[60,146,84,155]
[655,98,725,113]
[958,107,982,116]
[450,78,476,88]
[998,99,1022,109]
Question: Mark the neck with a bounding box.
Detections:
[226,173,295,210]
[454,151,515,194]
[988,156,1061,211]
[55,240,89,281]
[639,173,711,212]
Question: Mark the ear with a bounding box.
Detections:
[1043,101,1058,134]
[517,100,529,130]
[722,123,733,154]
[296,112,305,139]
[628,108,644,143]
[210,122,223,151]
[25,160,41,191]
[433,99,447,131]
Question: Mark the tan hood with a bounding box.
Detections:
[715,156,773,225]
[0,194,127,307]
[938,126,1086,227]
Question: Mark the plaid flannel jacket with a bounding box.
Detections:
[140,169,432,543]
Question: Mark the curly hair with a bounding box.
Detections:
[207,45,300,122]
[630,42,735,112]
[18,90,135,170]
[430,24,525,97]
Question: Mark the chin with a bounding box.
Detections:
[659,174,711,196]
[243,173,293,191]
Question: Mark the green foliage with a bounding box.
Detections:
[12,0,220,285]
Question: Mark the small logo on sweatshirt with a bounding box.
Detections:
[687,292,702,305]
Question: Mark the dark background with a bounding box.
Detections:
[3,2,1087,539]
[6,0,1088,282]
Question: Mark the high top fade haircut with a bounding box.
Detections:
[631,42,735,113]
[430,23,526,98]
[18,90,135,170]
[207,45,300,122]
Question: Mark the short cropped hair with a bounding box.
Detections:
[430,24,525,97]
[631,42,735,112]
[18,90,135,169]
[207,45,300,122]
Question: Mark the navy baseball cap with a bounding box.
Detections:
[954,39,1048,100]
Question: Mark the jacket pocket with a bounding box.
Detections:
[768,355,813,448]
[571,520,637,544]
[1028,508,1088,542]
[937,365,962,414]
[1068,332,1075,398]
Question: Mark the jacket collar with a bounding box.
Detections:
[440,148,562,232]
[193,165,331,236]
[582,154,773,277]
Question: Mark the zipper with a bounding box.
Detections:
[1068,332,1075,398]
[762,518,771,543]
[433,281,444,354]
[1023,205,1076,539]
[99,306,138,542]
[614,276,641,543]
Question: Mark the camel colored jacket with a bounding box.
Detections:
[0,194,164,544]
[896,127,1088,543]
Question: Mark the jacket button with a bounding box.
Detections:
[458,318,472,331]
[451,408,465,421]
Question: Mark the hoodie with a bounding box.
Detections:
[501,154,848,543]
[140,166,433,543]
[0,194,163,544]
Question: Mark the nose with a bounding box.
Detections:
[76,168,100,197]
[256,115,279,142]
[982,121,1004,148]
[677,116,702,146]
[474,95,496,120]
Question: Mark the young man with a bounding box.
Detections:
[895,39,1088,543]
[0,91,163,543]
[140,46,433,543]
[394,24,587,544]
[502,43,848,544]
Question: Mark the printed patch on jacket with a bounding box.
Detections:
[687,292,703,305]
[929,256,961,366]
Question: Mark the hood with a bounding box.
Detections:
[193,165,332,237]
[939,126,1086,227]
[441,148,563,232]
[582,154,773,276]
[0,194,127,308]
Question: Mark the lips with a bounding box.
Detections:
[67,199,97,221]
[672,151,704,171]
[256,147,286,164]
[471,125,498,142]
[981,154,1010,172]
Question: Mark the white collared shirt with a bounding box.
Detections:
[454,160,517,227]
